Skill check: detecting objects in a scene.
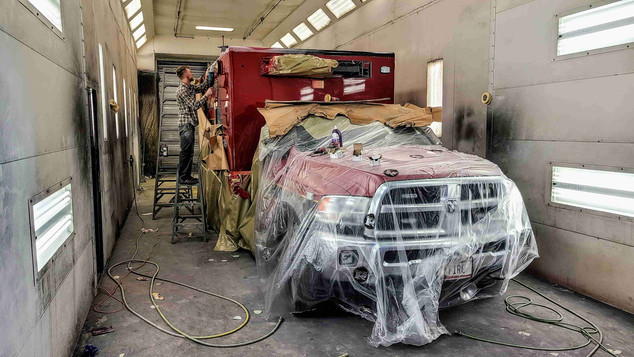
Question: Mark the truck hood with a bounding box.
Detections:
[282,145,503,199]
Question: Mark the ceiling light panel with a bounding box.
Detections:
[281,33,298,47]
[133,24,146,40]
[195,26,234,32]
[307,8,331,31]
[124,0,141,18]
[271,42,284,48]
[293,22,314,41]
[136,34,147,48]
[326,0,356,18]
[129,11,143,30]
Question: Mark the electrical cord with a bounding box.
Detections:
[454,278,616,357]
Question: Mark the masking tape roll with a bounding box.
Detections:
[481,92,492,105]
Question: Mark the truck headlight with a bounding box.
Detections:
[315,196,371,226]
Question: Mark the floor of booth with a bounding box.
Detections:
[73,179,634,357]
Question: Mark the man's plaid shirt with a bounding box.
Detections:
[176,75,212,127]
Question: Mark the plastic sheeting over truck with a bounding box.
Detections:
[253,112,538,347]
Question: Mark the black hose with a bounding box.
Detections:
[455,278,616,357]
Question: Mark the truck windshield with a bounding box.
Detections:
[284,115,441,152]
[266,116,442,151]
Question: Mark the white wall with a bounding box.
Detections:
[137,35,263,71]
[489,0,634,313]
[0,0,139,355]
[295,0,492,157]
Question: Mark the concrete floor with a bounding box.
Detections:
[74,180,634,357]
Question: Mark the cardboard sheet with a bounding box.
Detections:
[258,102,434,138]
[197,95,230,171]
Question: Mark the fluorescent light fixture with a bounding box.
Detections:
[32,183,74,272]
[98,44,108,141]
[129,11,144,30]
[271,42,284,48]
[427,59,443,107]
[127,86,131,138]
[557,0,634,56]
[135,92,138,123]
[307,8,331,30]
[136,34,147,48]
[195,26,234,32]
[113,66,119,138]
[326,0,356,18]
[551,166,634,217]
[281,33,298,48]
[133,24,146,40]
[293,22,314,41]
[123,78,128,137]
[27,0,62,31]
[125,0,141,18]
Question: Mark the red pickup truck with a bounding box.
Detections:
[254,112,538,347]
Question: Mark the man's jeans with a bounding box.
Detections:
[177,123,195,181]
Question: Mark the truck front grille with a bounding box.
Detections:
[368,178,502,240]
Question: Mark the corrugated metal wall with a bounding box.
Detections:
[0,0,139,355]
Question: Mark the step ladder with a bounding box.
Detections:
[151,64,204,219]
[171,167,207,243]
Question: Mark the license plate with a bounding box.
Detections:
[445,258,473,280]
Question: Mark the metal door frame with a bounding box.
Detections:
[87,86,105,274]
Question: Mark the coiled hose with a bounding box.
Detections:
[455,278,616,357]
[101,164,283,347]
[107,258,282,347]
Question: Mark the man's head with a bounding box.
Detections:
[176,65,194,83]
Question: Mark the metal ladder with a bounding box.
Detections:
[151,64,205,219]
[171,166,207,243]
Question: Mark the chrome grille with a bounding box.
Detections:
[365,177,503,240]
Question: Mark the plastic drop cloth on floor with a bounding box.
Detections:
[253,113,538,347]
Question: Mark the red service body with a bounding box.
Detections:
[211,46,396,172]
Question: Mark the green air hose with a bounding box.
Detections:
[107,259,282,347]
[455,279,616,357]
[109,166,282,347]
[106,228,281,347]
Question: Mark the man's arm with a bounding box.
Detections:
[177,89,208,112]
[192,63,216,93]
[191,75,212,93]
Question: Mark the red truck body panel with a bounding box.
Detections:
[213,46,396,172]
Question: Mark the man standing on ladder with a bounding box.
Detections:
[175,63,215,185]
